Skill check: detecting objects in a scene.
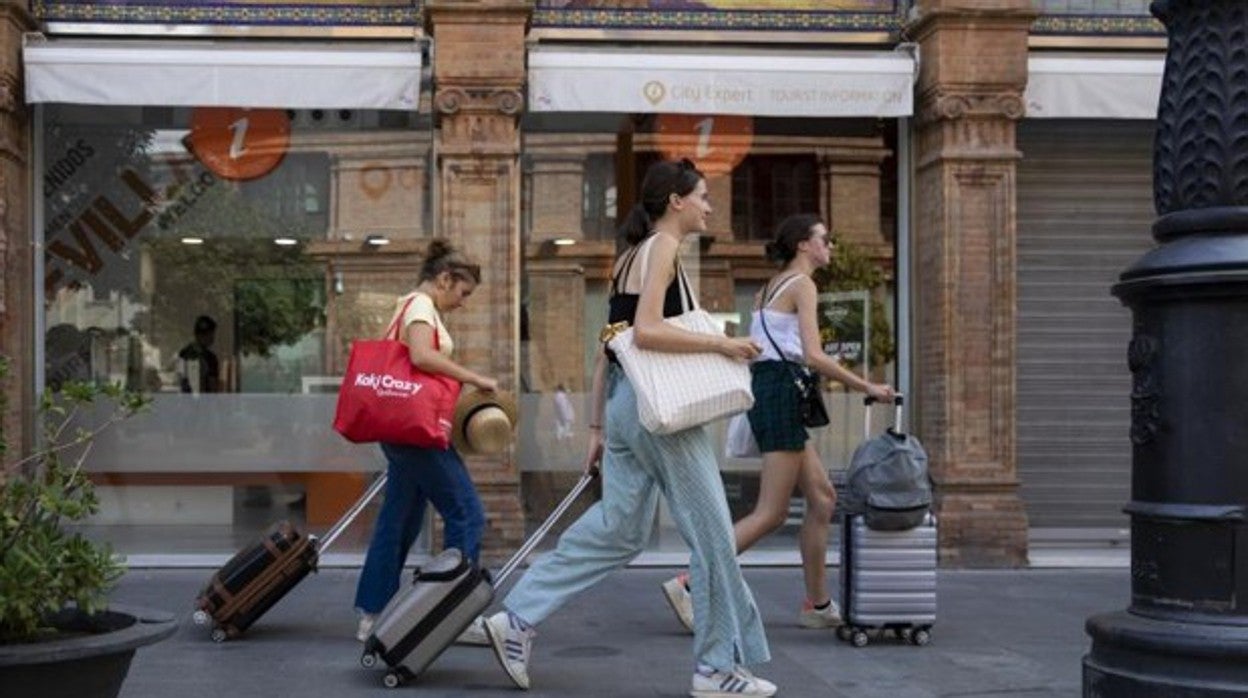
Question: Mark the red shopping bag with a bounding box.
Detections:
[333,297,462,449]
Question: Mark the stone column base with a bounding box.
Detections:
[935,491,1028,567]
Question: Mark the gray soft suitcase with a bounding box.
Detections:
[360,470,597,688]
[836,396,937,647]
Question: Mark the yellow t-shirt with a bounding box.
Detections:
[393,291,453,357]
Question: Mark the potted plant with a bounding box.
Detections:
[0,357,176,698]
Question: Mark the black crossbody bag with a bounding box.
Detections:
[758,276,830,429]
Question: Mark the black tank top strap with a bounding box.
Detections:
[611,243,642,297]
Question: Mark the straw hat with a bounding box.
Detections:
[452,388,518,455]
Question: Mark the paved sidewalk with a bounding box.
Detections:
[111,566,1126,697]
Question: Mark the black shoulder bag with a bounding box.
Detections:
[758,276,830,429]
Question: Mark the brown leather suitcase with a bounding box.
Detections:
[193,475,387,642]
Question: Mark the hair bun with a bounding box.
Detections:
[764,240,783,263]
[425,238,454,262]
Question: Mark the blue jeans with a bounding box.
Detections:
[353,443,485,614]
[504,366,770,672]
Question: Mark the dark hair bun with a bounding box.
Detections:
[764,241,784,263]
[426,238,454,262]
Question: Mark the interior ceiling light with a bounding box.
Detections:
[180,237,204,245]
[552,238,577,246]
[274,237,298,246]
[365,235,391,246]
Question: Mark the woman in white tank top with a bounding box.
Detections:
[662,214,895,633]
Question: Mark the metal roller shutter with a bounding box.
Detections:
[1016,120,1157,529]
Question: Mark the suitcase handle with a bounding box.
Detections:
[863,394,905,438]
[493,467,599,588]
[315,472,389,555]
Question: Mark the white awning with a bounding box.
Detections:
[1025,54,1164,120]
[529,46,915,118]
[23,36,422,110]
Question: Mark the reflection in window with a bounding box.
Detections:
[39,103,435,557]
[581,153,617,240]
[731,155,819,240]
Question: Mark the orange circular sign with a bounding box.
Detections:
[654,114,754,173]
[187,107,290,181]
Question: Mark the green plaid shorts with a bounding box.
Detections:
[747,360,808,453]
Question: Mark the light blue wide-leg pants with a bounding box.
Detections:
[504,366,770,671]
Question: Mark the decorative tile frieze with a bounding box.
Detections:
[32,1,420,27]
[532,1,910,34]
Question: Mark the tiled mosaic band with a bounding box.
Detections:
[33,1,420,27]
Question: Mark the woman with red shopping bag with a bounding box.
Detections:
[351,239,498,642]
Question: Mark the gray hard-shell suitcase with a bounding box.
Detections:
[360,470,597,688]
[836,396,937,647]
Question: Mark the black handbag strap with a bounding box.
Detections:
[758,275,811,388]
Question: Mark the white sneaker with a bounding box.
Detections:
[485,612,533,690]
[691,666,778,697]
[455,615,490,646]
[355,614,376,643]
[798,598,843,629]
[661,574,695,633]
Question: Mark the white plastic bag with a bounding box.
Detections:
[725,413,761,459]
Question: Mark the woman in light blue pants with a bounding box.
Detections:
[484,158,776,698]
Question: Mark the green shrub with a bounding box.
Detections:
[0,357,149,642]
[812,239,896,373]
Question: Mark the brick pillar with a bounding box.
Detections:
[703,171,733,240]
[909,0,1036,567]
[525,261,585,393]
[528,157,584,241]
[425,0,530,563]
[818,139,890,250]
[0,3,34,462]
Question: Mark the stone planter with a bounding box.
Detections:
[0,604,177,698]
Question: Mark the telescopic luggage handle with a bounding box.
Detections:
[863,394,905,438]
[494,465,599,588]
[316,473,389,555]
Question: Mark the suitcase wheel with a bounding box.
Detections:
[383,672,403,689]
[210,627,229,643]
[850,629,869,648]
[836,626,852,642]
[192,610,210,626]
[360,651,379,669]
[910,627,931,646]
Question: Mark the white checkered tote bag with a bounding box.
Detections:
[607,258,753,434]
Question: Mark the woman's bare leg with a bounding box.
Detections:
[734,450,804,554]
[795,444,835,604]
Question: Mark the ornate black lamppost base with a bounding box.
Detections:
[1085,611,1248,696]
[1082,0,1248,693]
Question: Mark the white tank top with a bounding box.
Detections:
[749,275,805,363]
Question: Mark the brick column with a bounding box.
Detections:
[909,0,1036,567]
[818,139,890,250]
[0,2,34,461]
[528,157,584,241]
[524,261,584,393]
[425,0,530,562]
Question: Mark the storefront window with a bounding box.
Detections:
[518,111,900,557]
[41,104,434,557]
